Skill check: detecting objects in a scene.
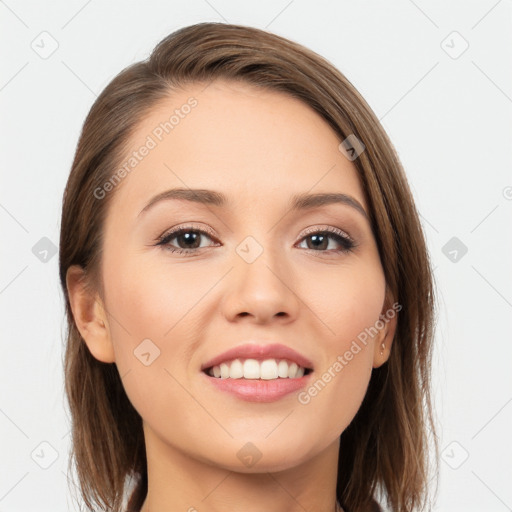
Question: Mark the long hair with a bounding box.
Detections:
[59,22,438,512]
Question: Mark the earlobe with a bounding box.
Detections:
[372,324,396,369]
[372,291,398,369]
[66,265,116,363]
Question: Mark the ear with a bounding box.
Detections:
[66,265,116,363]
[372,288,399,368]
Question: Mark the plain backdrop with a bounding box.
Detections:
[1,1,511,511]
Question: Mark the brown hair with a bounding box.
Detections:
[59,22,438,512]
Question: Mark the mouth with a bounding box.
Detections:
[202,358,313,380]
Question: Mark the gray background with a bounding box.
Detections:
[1,1,511,511]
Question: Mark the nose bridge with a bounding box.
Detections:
[236,231,288,293]
[222,230,299,322]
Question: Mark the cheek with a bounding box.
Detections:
[304,257,386,347]
[100,252,219,410]
[297,258,385,409]
[297,267,384,440]
[100,257,203,425]
[102,253,212,342]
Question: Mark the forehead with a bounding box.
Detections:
[106,79,367,218]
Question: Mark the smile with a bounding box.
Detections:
[204,358,313,380]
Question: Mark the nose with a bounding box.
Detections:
[221,247,301,325]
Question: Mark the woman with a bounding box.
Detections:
[60,22,438,512]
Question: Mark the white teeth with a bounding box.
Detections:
[287,362,298,378]
[260,359,278,380]
[229,359,244,379]
[220,363,230,379]
[208,358,308,380]
[243,359,260,379]
[278,360,289,378]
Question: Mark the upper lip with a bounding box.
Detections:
[201,343,314,371]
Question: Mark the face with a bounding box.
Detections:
[82,80,394,472]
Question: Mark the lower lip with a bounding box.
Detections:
[202,371,312,402]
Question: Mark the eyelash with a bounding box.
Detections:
[155,224,357,257]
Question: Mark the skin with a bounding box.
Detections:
[67,79,396,512]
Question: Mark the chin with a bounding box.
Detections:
[203,435,318,474]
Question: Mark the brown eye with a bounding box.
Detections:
[297,227,356,254]
[156,227,219,254]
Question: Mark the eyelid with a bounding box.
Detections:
[299,224,354,243]
[156,222,217,241]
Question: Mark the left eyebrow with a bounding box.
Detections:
[137,187,369,221]
[289,192,369,221]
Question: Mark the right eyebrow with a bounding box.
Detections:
[137,187,369,222]
[138,188,228,217]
